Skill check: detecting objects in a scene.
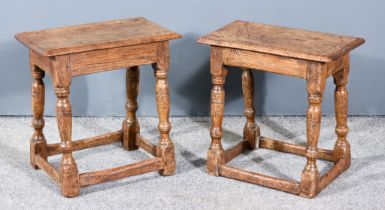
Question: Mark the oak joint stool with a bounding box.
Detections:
[198,20,364,198]
[16,17,182,197]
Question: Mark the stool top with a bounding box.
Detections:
[197,20,364,62]
[15,17,182,56]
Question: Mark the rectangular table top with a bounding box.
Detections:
[15,17,182,56]
[198,20,364,62]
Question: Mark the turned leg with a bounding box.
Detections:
[300,62,327,198]
[152,61,176,176]
[52,55,80,197]
[30,65,47,169]
[207,47,227,176]
[333,54,351,167]
[241,68,260,149]
[122,66,140,151]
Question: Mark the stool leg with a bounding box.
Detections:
[241,68,260,149]
[300,62,327,198]
[153,62,176,176]
[52,55,80,197]
[333,54,351,167]
[30,65,47,169]
[208,47,227,176]
[122,66,140,151]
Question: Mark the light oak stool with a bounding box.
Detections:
[197,20,364,198]
[15,17,181,197]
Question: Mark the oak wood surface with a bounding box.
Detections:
[198,20,364,62]
[152,42,176,176]
[136,134,157,156]
[319,159,348,190]
[260,137,335,162]
[122,66,140,151]
[51,54,81,197]
[199,20,362,198]
[30,65,47,169]
[219,165,301,194]
[35,155,60,184]
[333,54,351,165]
[16,17,182,56]
[70,43,159,76]
[30,50,49,74]
[224,141,249,163]
[79,158,163,187]
[207,47,227,176]
[222,48,308,79]
[299,62,327,197]
[241,68,260,149]
[47,130,123,156]
[17,17,180,197]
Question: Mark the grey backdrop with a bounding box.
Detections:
[0,0,383,116]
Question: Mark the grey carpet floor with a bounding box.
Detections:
[0,116,384,209]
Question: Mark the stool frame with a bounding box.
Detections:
[207,46,352,198]
[26,42,176,197]
[28,41,176,197]
[16,17,182,197]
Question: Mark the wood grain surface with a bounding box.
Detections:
[17,17,180,197]
[199,20,362,198]
[16,17,182,56]
[198,20,364,62]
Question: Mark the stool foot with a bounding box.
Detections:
[333,141,351,169]
[157,141,176,176]
[122,120,139,151]
[60,154,80,197]
[243,125,260,150]
[299,163,320,198]
[30,135,47,170]
[207,145,225,176]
